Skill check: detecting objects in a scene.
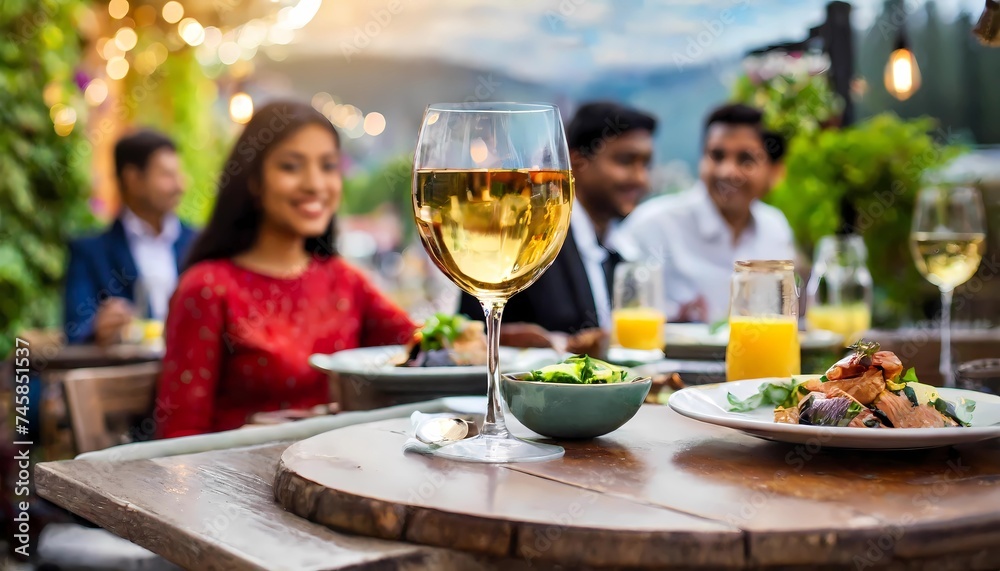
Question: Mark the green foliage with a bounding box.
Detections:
[341,155,415,240]
[123,49,229,226]
[0,0,96,357]
[769,113,963,325]
[732,73,843,141]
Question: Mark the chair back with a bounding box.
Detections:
[62,362,161,454]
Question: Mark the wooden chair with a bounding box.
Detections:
[62,362,161,454]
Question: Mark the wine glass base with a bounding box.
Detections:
[429,433,564,463]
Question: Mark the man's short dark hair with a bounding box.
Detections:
[114,129,176,182]
[566,101,657,157]
[703,103,785,162]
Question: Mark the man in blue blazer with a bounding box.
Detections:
[64,130,197,345]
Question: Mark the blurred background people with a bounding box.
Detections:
[155,102,415,438]
[63,130,195,345]
[620,103,794,324]
[459,101,656,352]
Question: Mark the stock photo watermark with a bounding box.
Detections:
[340,0,410,62]
[11,338,33,557]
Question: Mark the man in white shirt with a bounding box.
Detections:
[64,130,195,344]
[619,104,795,324]
[460,101,656,351]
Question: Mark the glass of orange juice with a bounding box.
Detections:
[611,262,665,351]
[725,260,800,381]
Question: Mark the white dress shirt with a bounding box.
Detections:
[570,200,637,330]
[618,184,795,324]
[120,208,181,322]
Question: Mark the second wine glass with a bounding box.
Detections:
[412,102,573,463]
[909,185,986,388]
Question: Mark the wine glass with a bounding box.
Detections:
[412,102,573,463]
[909,186,987,387]
[804,234,873,345]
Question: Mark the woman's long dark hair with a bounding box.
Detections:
[183,101,341,270]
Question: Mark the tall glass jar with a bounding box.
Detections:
[726,260,800,381]
[804,234,873,345]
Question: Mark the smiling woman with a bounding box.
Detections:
[155,101,416,438]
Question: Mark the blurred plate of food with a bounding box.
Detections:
[606,347,666,367]
[309,313,561,394]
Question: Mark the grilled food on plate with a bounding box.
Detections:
[396,313,487,367]
[728,340,975,428]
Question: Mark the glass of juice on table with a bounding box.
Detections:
[804,234,873,345]
[726,260,800,381]
[611,262,665,351]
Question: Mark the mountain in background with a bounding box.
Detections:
[255,53,738,183]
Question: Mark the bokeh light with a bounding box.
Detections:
[84,79,109,106]
[162,1,184,24]
[363,112,386,136]
[108,0,129,20]
[229,92,254,124]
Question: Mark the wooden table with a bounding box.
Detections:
[35,442,538,570]
[275,406,1000,570]
[33,343,163,372]
[37,405,1000,570]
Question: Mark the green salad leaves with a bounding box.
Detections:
[419,313,469,351]
[726,380,808,412]
[529,355,630,384]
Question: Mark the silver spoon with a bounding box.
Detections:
[415,417,470,445]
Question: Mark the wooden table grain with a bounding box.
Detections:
[275,405,1000,570]
[34,404,1000,570]
[35,442,543,570]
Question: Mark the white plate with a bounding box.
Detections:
[664,323,844,350]
[606,347,665,366]
[669,377,1000,449]
[309,345,561,393]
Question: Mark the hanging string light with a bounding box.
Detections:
[884,28,921,101]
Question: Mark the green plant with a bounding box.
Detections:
[0,0,96,357]
[732,73,843,141]
[122,46,230,226]
[770,113,963,325]
[341,155,415,241]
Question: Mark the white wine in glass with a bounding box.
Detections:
[412,103,573,463]
[909,186,986,387]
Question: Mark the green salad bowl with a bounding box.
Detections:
[500,372,652,439]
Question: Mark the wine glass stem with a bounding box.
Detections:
[480,297,508,438]
[940,288,954,388]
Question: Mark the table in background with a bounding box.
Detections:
[870,328,1000,387]
[34,343,163,371]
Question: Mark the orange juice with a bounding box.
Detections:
[612,307,664,350]
[805,303,871,345]
[726,316,800,381]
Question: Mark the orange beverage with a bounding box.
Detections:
[726,316,800,381]
[612,307,664,350]
[805,303,871,345]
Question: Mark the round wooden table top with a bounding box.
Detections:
[274,405,1000,570]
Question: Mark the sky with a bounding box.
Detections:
[291,0,986,83]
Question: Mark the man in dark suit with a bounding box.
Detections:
[459,102,657,348]
[64,130,196,345]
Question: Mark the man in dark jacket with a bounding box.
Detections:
[64,130,196,345]
[460,101,656,349]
